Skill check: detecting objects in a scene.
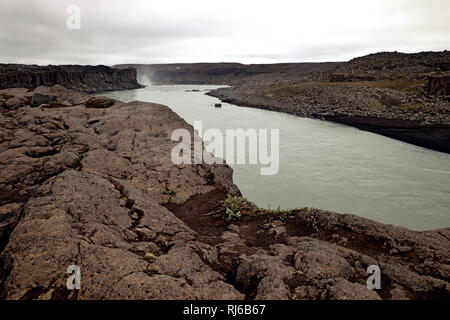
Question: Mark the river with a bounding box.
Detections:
[102,85,450,231]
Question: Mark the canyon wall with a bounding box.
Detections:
[0,64,144,93]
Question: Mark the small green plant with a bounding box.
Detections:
[210,196,259,222]
[305,207,320,231]
[208,196,305,223]
[70,155,84,171]
[269,206,294,221]
[163,188,175,196]
[0,93,13,100]
[224,207,241,221]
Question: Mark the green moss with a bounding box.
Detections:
[70,155,84,171]
[85,97,115,108]
[102,99,115,107]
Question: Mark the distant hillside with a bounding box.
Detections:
[114,62,340,85]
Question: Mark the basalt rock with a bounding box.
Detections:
[0,86,448,300]
[0,64,144,93]
[31,93,57,107]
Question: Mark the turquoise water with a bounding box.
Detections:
[103,85,450,231]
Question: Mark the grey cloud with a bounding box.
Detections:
[0,0,448,65]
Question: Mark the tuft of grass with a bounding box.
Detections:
[305,207,320,231]
[211,196,297,222]
[209,196,324,231]
[163,188,175,196]
[217,196,256,222]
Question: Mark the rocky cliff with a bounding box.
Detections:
[0,64,144,93]
[0,86,448,300]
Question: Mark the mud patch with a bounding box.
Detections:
[164,185,230,245]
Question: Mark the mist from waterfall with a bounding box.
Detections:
[138,73,153,86]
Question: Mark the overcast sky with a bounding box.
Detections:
[0,0,449,65]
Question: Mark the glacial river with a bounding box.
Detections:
[103,85,450,231]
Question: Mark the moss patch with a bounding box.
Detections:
[70,155,84,171]
[85,97,115,108]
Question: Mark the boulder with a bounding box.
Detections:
[31,93,57,107]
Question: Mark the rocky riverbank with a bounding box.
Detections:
[0,85,448,300]
[120,51,450,153]
[0,64,144,93]
[207,83,450,153]
[207,52,450,153]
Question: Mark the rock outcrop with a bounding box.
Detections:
[0,64,144,93]
[0,86,448,300]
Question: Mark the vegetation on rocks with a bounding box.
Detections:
[212,196,303,222]
[85,97,115,108]
[70,155,84,171]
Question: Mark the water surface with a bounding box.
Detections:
[103,85,450,231]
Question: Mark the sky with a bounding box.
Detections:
[0,0,449,65]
